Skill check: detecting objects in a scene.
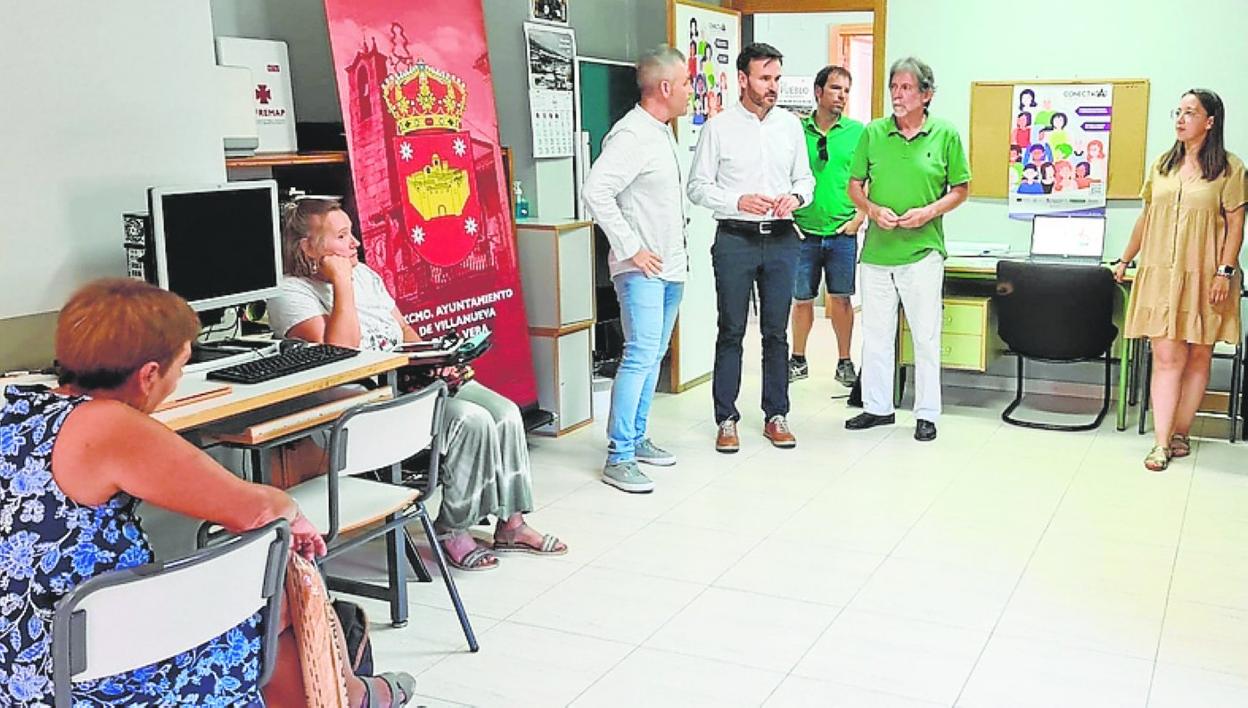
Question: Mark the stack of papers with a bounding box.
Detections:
[947,242,1013,257]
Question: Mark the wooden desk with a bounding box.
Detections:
[153,350,409,433]
[938,257,1137,431]
[944,256,1135,283]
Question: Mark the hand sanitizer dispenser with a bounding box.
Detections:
[514,181,530,220]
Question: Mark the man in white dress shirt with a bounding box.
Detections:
[687,42,815,453]
[582,47,691,493]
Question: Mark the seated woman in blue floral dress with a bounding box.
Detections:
[0,279,414,707]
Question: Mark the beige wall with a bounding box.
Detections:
[1,0,226,370]
[0,313,57,371]
[1,0,713,370]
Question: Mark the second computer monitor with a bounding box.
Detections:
[148,180,283,312]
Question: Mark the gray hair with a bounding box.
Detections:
[636,45,686,94]
[888,56,936,103]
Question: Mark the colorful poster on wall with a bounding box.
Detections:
[524,23,576,158]
[682,9,735,128]
[1008,83,1112,215]
[668,0,740,392]
[323,0,538,407]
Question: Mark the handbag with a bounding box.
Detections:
[332,599,375,676]
[284,554,351,707]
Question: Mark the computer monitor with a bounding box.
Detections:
[148,180,282,312]
[1030,215,1106,259]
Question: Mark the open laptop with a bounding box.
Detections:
[1028,215,1106,265]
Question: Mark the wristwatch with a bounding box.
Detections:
[1216,264,1237,278]
[791,193,805,207]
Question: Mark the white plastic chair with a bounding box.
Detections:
[286,380,479,650]
[52,519,289,707]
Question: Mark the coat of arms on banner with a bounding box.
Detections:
[383,62,484,267]
[326,3,538,406]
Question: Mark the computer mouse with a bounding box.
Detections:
[279,338,310,354]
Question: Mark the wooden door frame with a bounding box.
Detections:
[829,22,872,66]
[723,0,887,118]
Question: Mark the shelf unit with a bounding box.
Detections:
[225,150,348,169]
[515,218,595,436]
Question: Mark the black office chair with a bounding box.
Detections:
[994,261,1119,431]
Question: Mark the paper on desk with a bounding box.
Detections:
[154,380,233,412]
[946,241,1012,257]
[0,374,230,412]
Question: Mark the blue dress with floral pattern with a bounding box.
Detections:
[0,385,264,706]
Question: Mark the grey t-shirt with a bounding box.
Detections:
[265,264,404,352]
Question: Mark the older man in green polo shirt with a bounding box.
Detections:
[845,56,970,442]
[789,65,864,389]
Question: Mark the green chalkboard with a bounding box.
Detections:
[578,59,640,163]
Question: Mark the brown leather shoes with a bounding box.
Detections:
[716,420,740,453]
[764,415,797,448]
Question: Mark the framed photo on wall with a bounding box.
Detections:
[530,0,568,24]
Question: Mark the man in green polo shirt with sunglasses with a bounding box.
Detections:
[789,65,865,390]
[845,56,970,442]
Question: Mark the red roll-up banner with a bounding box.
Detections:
[323,0,538,406]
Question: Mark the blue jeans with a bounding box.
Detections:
[607,273,684,463]
[793,233,857,300]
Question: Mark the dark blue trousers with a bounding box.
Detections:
[711,222,800,423]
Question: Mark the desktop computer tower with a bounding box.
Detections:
[123,211,230,327]
[122,211,157,285]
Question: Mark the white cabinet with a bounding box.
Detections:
[515,218,594,435]
[528,327,593,436]
[515,219,594,330]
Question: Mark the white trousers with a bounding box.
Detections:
[860,250,945,422]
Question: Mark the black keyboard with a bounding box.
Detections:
[206,344,360,384]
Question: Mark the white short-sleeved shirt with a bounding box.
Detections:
[265,264,403,352]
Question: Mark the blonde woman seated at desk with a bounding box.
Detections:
[0,279,414,708]
[266,197,566,572]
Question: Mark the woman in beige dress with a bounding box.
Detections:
[1116,89,1246,471]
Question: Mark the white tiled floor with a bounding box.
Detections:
[341,322,1248,707]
